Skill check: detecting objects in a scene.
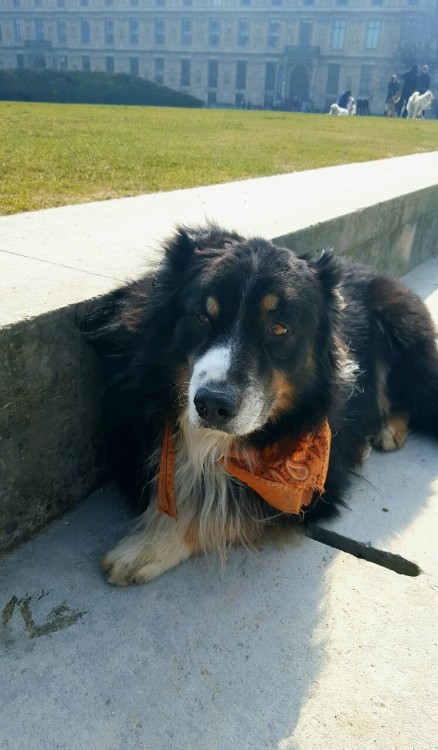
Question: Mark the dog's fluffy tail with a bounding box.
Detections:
[408,352,438,440]
[369,276,438,440]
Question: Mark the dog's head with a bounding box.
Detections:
[141,225,344,442]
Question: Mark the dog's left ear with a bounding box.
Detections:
[305,250,345,336]
[307,249,342,295]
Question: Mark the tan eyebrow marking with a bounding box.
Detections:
[261,294,279,313]
[206,296,220,318]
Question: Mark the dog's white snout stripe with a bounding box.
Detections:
[188,343,267,435]
[189,346,233,425]
[193,346,232,384]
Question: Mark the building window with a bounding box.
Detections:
[303,0,314,4]
[299,20,313,47]
[155,19,165,45]
[59,55,68,70]
[237,19,249,47]
[208,60,218,87]
[106,57,114,74]
[183,0,193,5]
[130,0,139,6]
[337,0,348,5]
[56,0,65,6]
[80,0,89,7]
[34,0,42,7]
[82,56,90,71]
[129,18,139,45]
[332,20,346,49]
[265,62,276,90]
[130,57,139,76]
[372,0,383,4]
[272,0,282,4]
[57,19,66,44]
[365,20,380,49]
[104,18,114,45]
[80,19,90,45]
[181,18,192,45]
[236,60,247,89]
[14,19,22,42]
[209,19,221,46]
[359,65,373,95]
[105,0,113,6]
[326,63,340,94]
[13,0,21,7]
[181,59,191,86]
[267,20,280,47]
[35,18,44,41]
[155,57,164,84]
[240,0,251,4]
[156,0,165,6]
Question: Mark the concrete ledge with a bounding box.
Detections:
[0,308,104,551]
[1,152,438,554]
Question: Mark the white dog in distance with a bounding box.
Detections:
[406,90,434,119]
[329,98,356,116]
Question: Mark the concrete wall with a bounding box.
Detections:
[277,185,438,275]
[1,153,438,555]
[0,308,105,553]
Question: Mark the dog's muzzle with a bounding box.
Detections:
[194,385,241,429]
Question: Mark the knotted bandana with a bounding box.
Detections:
[158,420,331,519]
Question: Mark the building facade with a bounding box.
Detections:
[0,0,435,113]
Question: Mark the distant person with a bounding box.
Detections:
[397,64,419,117]
[338,89,352,109]
[418,64,431,94]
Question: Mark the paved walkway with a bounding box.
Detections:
[1,258,437,750]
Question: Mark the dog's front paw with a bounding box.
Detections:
[101,529,194,586]
[101,544,161,586]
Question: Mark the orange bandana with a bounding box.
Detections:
[157,422,177,519]
[158,420,331,519]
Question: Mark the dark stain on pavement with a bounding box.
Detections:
[1,590,86,641]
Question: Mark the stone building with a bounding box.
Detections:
[0,0,434,113]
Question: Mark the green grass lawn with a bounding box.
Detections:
[1,100,438,215]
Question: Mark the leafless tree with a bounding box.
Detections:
[396,0,438,70]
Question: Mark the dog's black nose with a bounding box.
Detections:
[194,386,239,427]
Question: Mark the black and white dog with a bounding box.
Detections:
[86,225,438,585]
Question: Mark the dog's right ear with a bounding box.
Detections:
[163,223,243,273]
[163,227,197,274]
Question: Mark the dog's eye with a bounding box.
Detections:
[269,323,288,336]
[197,313,210,325]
